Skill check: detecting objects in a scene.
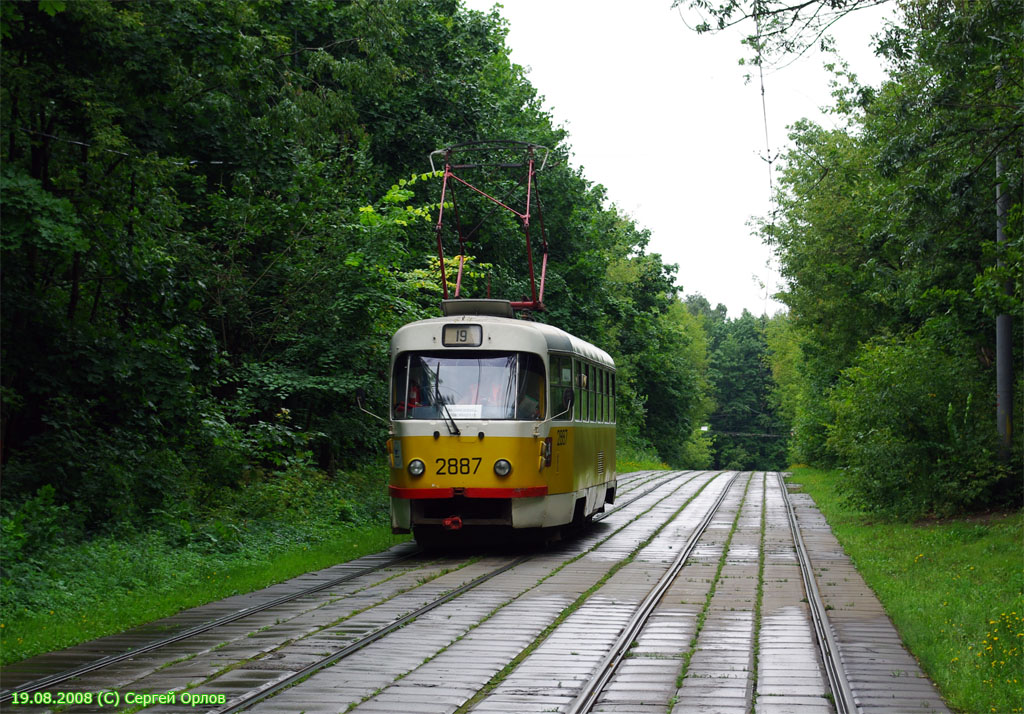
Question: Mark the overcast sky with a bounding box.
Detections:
[461,0,895,317]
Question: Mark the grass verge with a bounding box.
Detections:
[788,466,1022,714]
[617,441,670,472]
[0,523,410,666]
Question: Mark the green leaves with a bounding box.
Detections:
[0,167,86,253]
[0,0,717,538]
[827,332,1004,518]
[760,0,1022,513]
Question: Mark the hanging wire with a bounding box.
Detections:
[755,12,776,213]
[18,128,230,166]
[755,9,781,315]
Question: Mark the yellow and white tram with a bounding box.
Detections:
[388,299,616,542]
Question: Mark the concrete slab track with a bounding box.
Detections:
[0,471,951,714]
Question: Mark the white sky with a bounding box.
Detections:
[462,0,895,317]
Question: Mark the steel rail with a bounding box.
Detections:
[615,469,680,496]
[211,554,534,714]
[0,547,422,704]
[212,470,703,713]
[565,471,740,714]
[592,471,703,525]
[2,471,694,709]
[777,471,857,714]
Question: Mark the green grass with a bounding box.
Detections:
[1,461,412,665]
[617,442,670,472]
[0,523,410,666]
[788,466,1023,714]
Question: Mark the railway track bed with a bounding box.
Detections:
[1,471,951,714]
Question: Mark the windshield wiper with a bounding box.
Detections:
[432,363,461,436]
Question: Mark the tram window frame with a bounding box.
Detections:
[551,355,572,421]
[589,364,597,422]
[583,363,591,422]
[598,370,606,420]
[610,372,616,422]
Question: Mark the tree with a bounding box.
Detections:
[1,0,714,535]
[706,311,789,470]
[673,0,892,65]
[758,0,1022,512]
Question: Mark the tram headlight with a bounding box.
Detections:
[408,459,426,477]
[494,459,512,477]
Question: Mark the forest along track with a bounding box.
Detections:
[0,470,698,713]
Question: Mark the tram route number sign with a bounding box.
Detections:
[442,324,482,347]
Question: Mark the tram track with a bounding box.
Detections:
[210,470,710,714]
[6,470,940,714]
[564,472,740,714]
[464,471,851,714]
[555,471,858,714]
[777,471,856,714]
[0,548,424,705]
[0,471,697,713]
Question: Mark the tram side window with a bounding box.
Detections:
[582,362,592,422]
[392,355,409,419]
[580,363,588,422]
[604,370,610,423]
[606,372,614,424]
[517,353,546,420]
[573,359,580,420]
[602,370,608,422]
[598,370,606,420]
[602,370,609,422]
[589,364,596,421]
[552,356,572,421]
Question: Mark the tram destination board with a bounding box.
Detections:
[442,324,482,347]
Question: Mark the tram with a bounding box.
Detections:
[384,141,616,543]
[388,299,616,541]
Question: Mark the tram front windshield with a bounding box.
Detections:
[393,351,545,420]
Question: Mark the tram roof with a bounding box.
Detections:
[391,315,615,369]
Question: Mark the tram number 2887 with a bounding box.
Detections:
[435,457,482,475]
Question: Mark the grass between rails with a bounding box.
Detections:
[454,472,716,713]
[787,466,1023,714]
[0,523,410,666]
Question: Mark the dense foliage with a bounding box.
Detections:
[761,0,1023,516]
[686,296,788,471]
[0,0,712,564]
